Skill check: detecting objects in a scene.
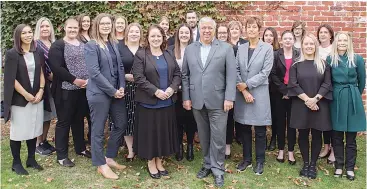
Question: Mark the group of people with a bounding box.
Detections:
[3,10,366,188]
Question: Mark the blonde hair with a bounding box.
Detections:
[114,15,128,33]
[227,21,242,45]
[329,31,356,68]
[34,17,56,42]
[124,23,143,45]
[90,13,117,48]
[298,33,325,74]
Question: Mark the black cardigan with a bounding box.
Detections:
[270,47,300,95]
[3,48,50,122]
[132,48,181,105]
[48,39,77,104]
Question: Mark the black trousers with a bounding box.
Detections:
[226,109,235,144]
[272,92,296,151]
[322,131,332,145]
[176,91,197,145]
[10,138,37,164]
[270,92,278,141]
[236,122,266,163]
[298,128,322,163]
[332,131,357,171]
[55,89,88,160]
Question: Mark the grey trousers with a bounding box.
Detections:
[88,93,127,166]
[192,106,228,176]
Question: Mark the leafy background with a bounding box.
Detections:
[1,1,246,55]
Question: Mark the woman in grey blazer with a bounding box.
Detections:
[234,17,273,175]
[85,13,127,180]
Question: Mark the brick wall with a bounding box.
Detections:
[216,1,366,110]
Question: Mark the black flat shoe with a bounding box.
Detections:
[26,159,43,170]
[77,150,92,158]
[147,166,160,179]
[288,159,296,165]
[12,164,29,175]
[186,144,194,162]
[300,162,309,177]
[308,163,317,179]
[58,158,75,167]
[346,171,355,181]
[276,158,285,163]
[159,169,169,176]
[225,154,231,160]
[125,156,135,162]
[334,169,343,178]
[196,167,212,179]
[214,175,224,187]
[236,161,252,172]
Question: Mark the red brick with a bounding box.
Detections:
[322,1,335,6]
[308,1,322,5]
[279,22,293,27]
[355,49,365,54]
[321,11,334,16]
[314,16,328,21]
[281,1,295,6]
[316,6,329,11]
[262,15,273,21]
[295,1,305,5]
[352,28,367,32]
[264,21,279,27]
[307,11,322,16]
[344,6,366,11]
[361,2,366,6]
[327,17,341,21]
[307,22,321,26]
[302,6,316,11]
[300,16,314,21]
[333,22,346,27]
[253,1,266,5]
[288,16,301,21]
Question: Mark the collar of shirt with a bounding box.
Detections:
[199,38,215,47]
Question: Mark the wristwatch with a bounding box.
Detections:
[316,96,320,101]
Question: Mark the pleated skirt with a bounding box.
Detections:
[133,104,179,160]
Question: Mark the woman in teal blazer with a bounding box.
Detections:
[326,31,366,180]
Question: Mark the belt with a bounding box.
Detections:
[334,83,358,123]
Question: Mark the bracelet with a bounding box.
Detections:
[40,86,44,90]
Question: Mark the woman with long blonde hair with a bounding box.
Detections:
[287,33,332,179]
[326,32,366,180]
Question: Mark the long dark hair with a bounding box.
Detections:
[145,24,167,50]
[76,14,91,41]
[262,27,280,50]
[13,24,36,54]
[174,23,193,59]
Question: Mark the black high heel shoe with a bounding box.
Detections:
[175,144,184,161]
[186,144,194,161]
[327,158,335,165]
[308,163,317,179]
[288,159,296,165]
[12,163,29,175]
[300,162,309,177]
[146,166,160,179]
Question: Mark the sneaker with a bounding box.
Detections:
[35,145,52,156]
[43,140,56,152]
[236,161,252,172]
[253,162,264,175]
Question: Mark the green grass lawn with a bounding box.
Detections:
[1,133,366,189]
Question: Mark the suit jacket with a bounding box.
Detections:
[234,40,274,125]
[84,40,125,97]
[132,48,181,105]
[270,47,300,94]
[3,48,50,122]
[182,38,237,110]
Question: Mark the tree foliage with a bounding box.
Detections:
[1,1,247,54]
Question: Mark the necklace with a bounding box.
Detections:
[156,56,160,60]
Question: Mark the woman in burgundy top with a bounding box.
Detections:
[270,30,300,165]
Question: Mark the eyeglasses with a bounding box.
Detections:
[100,22,112,26]
[217,32,227,35]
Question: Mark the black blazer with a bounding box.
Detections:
[233,38,249,56]
[48,40,77,104]
[270,47,300,95]
[132,48,181,105]
[3,48,50,122]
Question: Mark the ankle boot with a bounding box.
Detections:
[268,137,276,151]
[12,161,28,175]
[186,144,194,161]
[175,144,184,161]
[26,158,43,170]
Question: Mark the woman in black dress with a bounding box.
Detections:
[288,33,332,179]
[132,24,181,179]
[262,27,280,151]
[114,15,127,42]
[117,22,143,161]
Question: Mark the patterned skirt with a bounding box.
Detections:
[124,81,137,136]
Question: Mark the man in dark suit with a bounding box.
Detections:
[167,10,200,46]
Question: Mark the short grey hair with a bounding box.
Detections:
[198,17,216,29]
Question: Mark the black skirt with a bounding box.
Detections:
[133,104,179,160]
